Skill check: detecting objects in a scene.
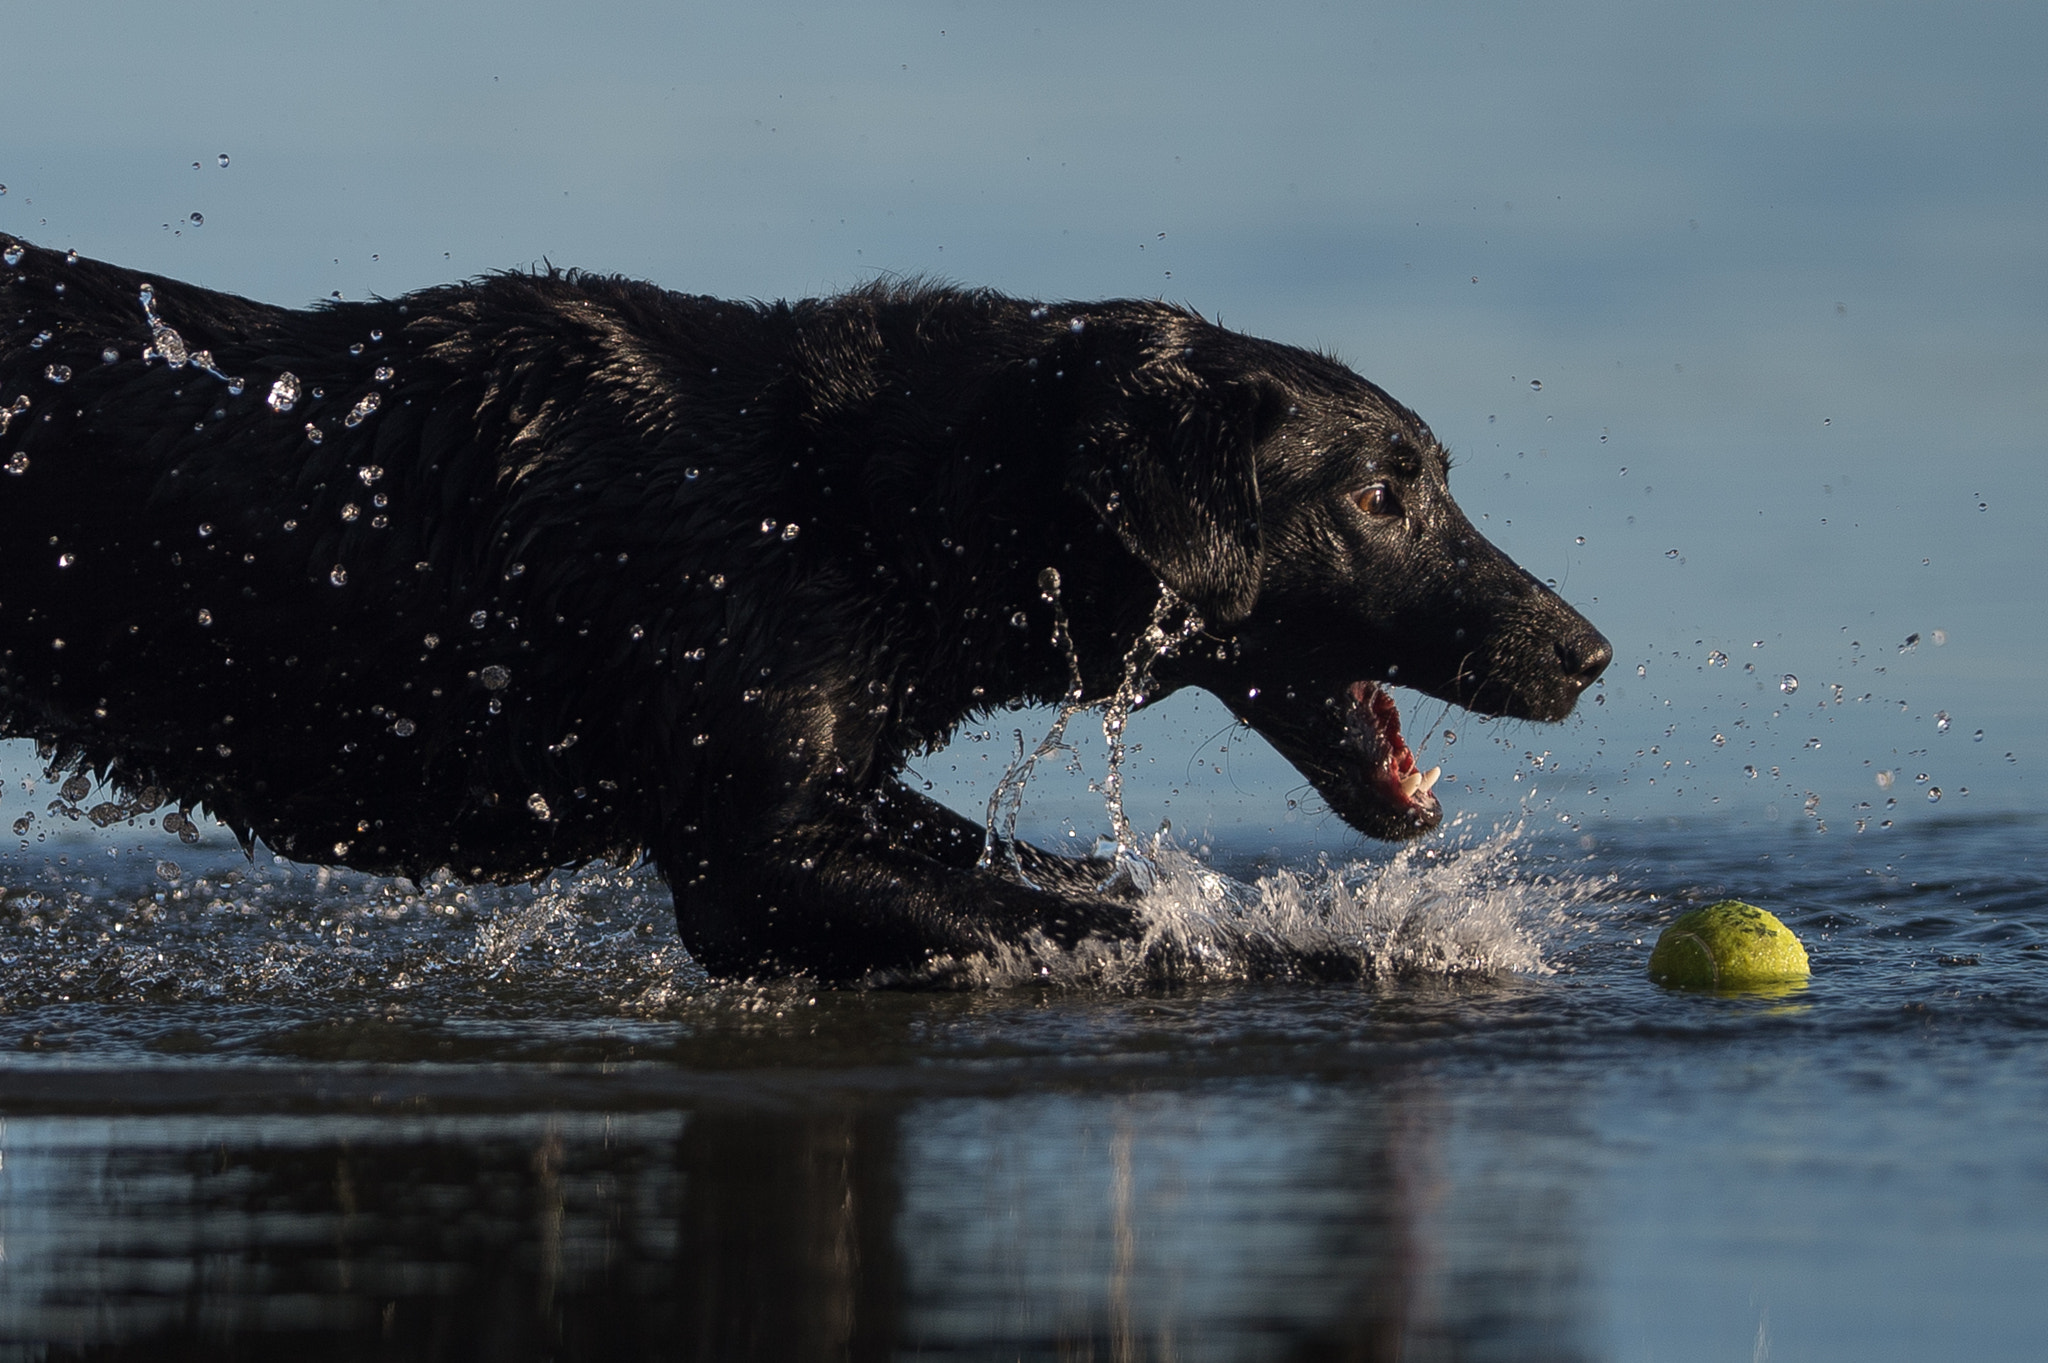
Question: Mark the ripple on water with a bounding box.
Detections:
[0,814,2041,1067]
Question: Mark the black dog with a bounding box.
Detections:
[0,235,1609,980]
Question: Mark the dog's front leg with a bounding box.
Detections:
[660,794,1140,983]
[849,783,1133,898]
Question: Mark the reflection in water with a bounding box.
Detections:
[0,1083,1591,1360]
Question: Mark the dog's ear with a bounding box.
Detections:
[1072,348,1285,627]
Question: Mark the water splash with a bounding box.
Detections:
[1095,586,1204,887]
[136,285,234,383]
[980,574,1203,890]
[980,567,1090,886]
[0,393,30,439]
[958,821,1581,988]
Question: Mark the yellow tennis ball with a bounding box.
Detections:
[1647,900,1810,990]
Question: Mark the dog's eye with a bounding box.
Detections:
[1354,483,1402,518]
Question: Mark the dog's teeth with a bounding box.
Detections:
[1399,771,1421,798]
[1419,766,1441,795]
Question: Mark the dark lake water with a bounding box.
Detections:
[1,813,2043,1361]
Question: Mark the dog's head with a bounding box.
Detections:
[1065,309,1611,840]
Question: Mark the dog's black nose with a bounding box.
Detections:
[1557,627,1612,690]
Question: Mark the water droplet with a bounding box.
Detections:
[1069,317,1086,333]
[304,424,323,445]
[340,503,360,523]
[189,212,203,227]
[1898,633,1920,653]
[56,552,75,567]
[196,608,213,626]
[1442,729,1457,745]
[480,665,510,690]
[1927,787,1942,803]
[1932,629,1947,646]
[217,153,230,168]
[392,717,416,737]
[1635,664,1647,678]
[1707,649,1727,667]
[373,365,394,383]
[1744,765,1758,779]
[1,245,22,267]
[1973,730,1984,742]
[708,573,726,590]
[693,733,709,746]
[629,624,646,640]
[469,610,489,629]
[226,376,244,395]
[781,522,800,541]
[357,465,384,485]
[1665,548,1680,559]
[5,452,28,475]
[1935,711,1951,733]
[1529,379,1542,391]
[44,364,71,384]
[684,467,700,480]
[198,523,213,537]
[1575,535,1586,544]
[268,373,301,412]
[1779,674,1799,694]
[760,518,778,534]
[102,347,120,364]
[423,633,441,649]
[345,392,381,427]
[29,330,50,349]
[329,565,347,586]
[1010,611,1030,629]
[527,793,552,820]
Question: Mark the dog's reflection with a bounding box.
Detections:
[0,1088,1590,1361]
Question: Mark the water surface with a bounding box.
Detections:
[1,815,2042,1360]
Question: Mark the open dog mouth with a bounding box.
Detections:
[1221,674,1449,841]
[1340,680,1443,830]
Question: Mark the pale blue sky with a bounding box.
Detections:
[4,0,2042,850]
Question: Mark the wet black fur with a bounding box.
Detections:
[0,236,1609,981]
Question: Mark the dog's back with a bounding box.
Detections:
[2,240,699,876]
[0,239,1096,890]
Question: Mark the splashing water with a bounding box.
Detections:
[137,285,190,368]
[1094,585,1204,886]
[979,573,1205,891]
[958,820,1581,988]
[136,285,235,384]
[980,567,1090,886]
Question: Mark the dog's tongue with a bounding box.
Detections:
[1347,680,1442,811]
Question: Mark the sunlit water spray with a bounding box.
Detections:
[964,574,1587,986]
[958,819,1591,988]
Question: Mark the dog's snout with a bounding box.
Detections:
[1556,626,1612,691]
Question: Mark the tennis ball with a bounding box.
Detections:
[1647,900,1810,990]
